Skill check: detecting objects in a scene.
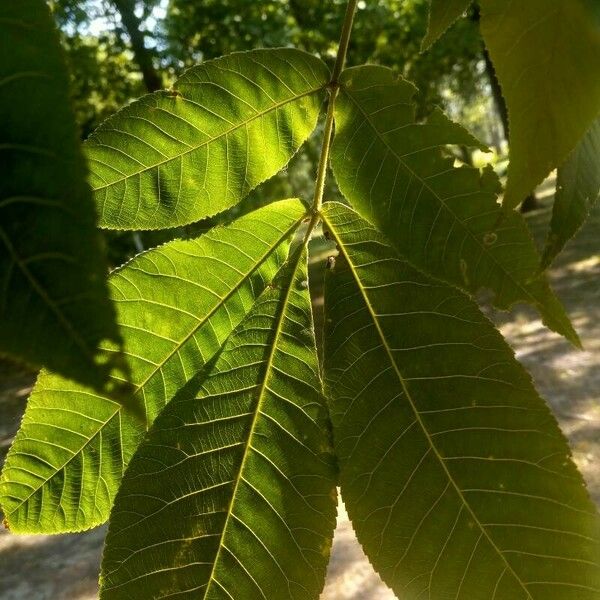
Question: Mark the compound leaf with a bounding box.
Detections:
[421,0,472,51]
[541,118,600,269]
[86,48,329,230]
[100,245,336,600]
[322,201,600,600]
[331,65,579,346]
[0,0,123,388]
[0,199,306,533]
[479,0,600,210]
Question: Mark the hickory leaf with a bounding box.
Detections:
[86,48,329,229]
[0,0,123,388]
[4,2,600,598]
[322,201,600,600]
[331,65,579,346]
[541,118,600,269]
[100,245,337,600]
[0,199,306,533]
[479,0,600,210]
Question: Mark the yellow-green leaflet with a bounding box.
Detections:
[86,49,329,229]
[0,200,306,533]
[100,246,337,599]
[423,0,600,211]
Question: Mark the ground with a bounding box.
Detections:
[1,193,598,599]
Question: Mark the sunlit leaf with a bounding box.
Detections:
[0,199,306,533]
[86,48,329,229]
[0,0,123,388]
[100,246,336,599]
[331,65,579,346]
[322,201,600,600]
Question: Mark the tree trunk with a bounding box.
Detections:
[111,0,162,92]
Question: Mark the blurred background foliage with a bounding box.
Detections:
[49,0,507,267]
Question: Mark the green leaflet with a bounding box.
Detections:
[422,0,600,212]
[86,48,329,230]
[0,0,123,388]
[331,65,579,346]
[322,202,600,600]
[479,0,600,210]
[100,246,337,600]
[541,118,600,269]
[0,199,306,533]
[421,0,471,51]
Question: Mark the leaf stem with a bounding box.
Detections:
[331,0,359,86]
[310,90,338,218]
[310,0,358,218]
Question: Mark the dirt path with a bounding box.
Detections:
[1,199,598,600]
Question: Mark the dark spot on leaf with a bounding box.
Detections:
[483,232,498,246]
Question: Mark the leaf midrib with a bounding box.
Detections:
[88,86,326,191]
[2,215,305,526]
[203,245,306,599]
[324,212,534,600]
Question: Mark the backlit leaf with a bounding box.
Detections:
[0,199,306,533]
[86,48,329,229]
[322,201,600,600]
[331,65,579,346]
[479,0,600,210]
[100,246,336,599]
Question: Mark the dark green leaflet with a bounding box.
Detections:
[421,0,471,50]
[541,118,600,269]
[322,201,600,600]
[0,0,122,389]
[331,65,579,346]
